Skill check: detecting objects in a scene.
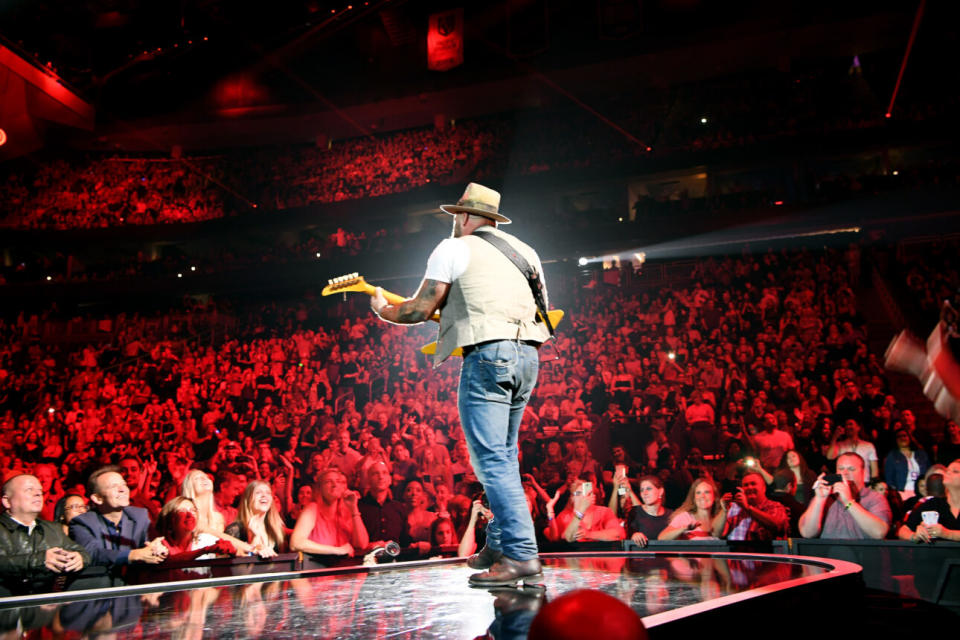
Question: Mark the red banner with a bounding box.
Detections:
[427,8,464,72]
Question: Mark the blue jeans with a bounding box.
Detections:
[458,340,540,561]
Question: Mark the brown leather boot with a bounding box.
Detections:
[468,556,543,587]
[466,545,503,570]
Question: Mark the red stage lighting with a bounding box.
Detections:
[0,128,7,147]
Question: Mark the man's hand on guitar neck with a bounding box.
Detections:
[371,280,450,325]
[370,287,390,316]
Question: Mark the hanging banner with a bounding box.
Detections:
[427,8,464,71]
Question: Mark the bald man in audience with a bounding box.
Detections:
[0,474,90,596]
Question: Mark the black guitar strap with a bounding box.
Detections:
[474,230,555,338]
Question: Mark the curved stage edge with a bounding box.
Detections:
[0,552,863,638]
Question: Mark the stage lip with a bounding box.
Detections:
[536,551,862,629]
[0,550,861,614]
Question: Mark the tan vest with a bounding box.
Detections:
[435,227,550,366]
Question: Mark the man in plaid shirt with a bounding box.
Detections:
[723,472,789,541]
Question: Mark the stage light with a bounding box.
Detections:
[892,170,899,176]
[177,273,183,278]
[316,252,322,258]
[0,128,7,147]
[700,117,708,124]
[618,217,623,222]
[46,276,52,281]
[774,201,783,206]
[885,112,891,118]
[190,266,196,271]
[578,257,588,266]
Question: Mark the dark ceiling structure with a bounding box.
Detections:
[0,0,949,155]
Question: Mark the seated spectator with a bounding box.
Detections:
[155,497,237,578]
[826,419,879,483]
[903,465,946,513]
[68,466,166,580]
[563,408,593,433]
[658,478,728,540]
[0,474,91,596]
[117,456,161,521]
[544,478,625,543]
[626,475,673,547]
[774,450,816,505]
[566,439,600,479]
[768,470,805,537]
[225,481,288,558]
[181,469,253,554]
[898,459,960,543]
[290,469,368,559]
[33,463,62,522]
[743,412,794,471]
[288,484,315,525]
[428,517,461,557]
[358,462,405,549]
[53,494,87,536]
[721,471,788,541]
[601,445,642,487]
[401,480,437,554]
[936,421,960,465]
[883,429,931,499]
[456,500,488,557]
[799,453,891,540]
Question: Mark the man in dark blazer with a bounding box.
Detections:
[69,466,166,583]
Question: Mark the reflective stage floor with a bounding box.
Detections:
[0,552,862,639]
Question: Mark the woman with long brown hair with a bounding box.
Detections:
[225,481,289,557]
[658,478,728,540]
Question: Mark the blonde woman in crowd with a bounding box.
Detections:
[181,469,253,554]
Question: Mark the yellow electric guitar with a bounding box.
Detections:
[322,273,565,357]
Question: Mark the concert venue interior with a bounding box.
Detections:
[1,1,959,637]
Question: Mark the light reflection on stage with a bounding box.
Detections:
[0,554,850,639]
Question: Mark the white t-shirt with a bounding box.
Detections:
[423,236,547,290]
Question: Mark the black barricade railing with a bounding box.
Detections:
[11,539,960,608]
[129,552,302,584]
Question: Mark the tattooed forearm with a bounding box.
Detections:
[382,279,444,325]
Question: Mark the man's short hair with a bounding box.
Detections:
[741,470,765,485]
[772,469,796,491]
[836,452,865,469]
[2,474,31,498]
[87,465,122,497]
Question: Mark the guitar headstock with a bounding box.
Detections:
[322,272,369,296]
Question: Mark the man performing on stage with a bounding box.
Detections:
[370,182,551,587]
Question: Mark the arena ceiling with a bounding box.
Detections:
[3,0,924,121]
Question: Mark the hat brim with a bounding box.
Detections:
[440,204,511,224]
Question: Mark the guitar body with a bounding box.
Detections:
[322,273,565,357]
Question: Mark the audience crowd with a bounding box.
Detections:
[3,57,958,232]
[2,242,959,596]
